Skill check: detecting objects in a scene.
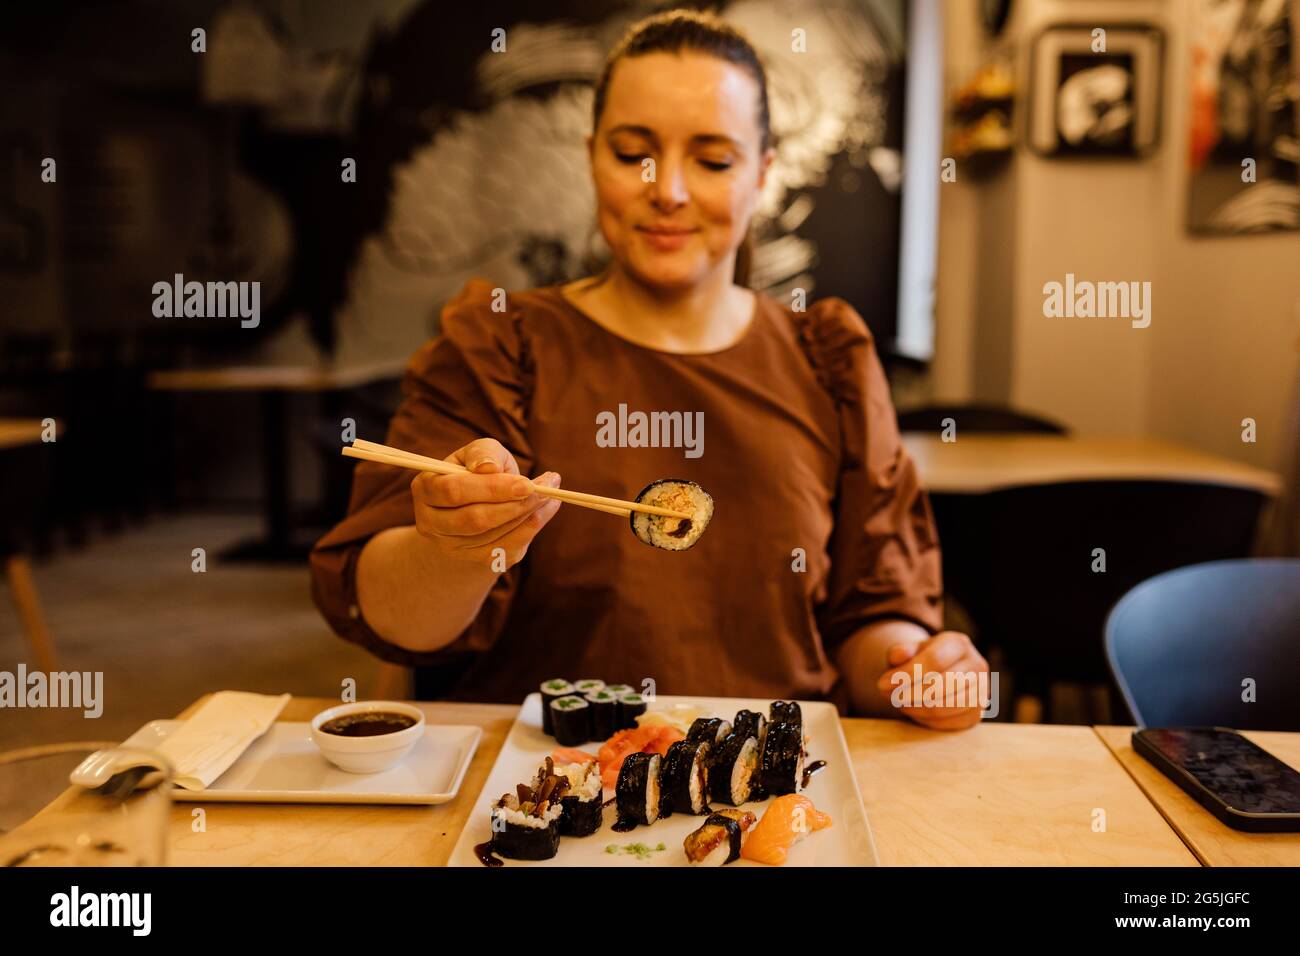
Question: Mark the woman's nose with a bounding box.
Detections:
[649,159,690,208]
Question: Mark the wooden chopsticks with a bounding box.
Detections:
[341,439,695,521]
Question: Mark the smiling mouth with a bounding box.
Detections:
[637,226,697,235]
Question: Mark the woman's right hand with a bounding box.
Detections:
[410,438,562,569]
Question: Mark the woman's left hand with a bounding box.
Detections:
[875,631,991,731]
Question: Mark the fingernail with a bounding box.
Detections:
[549,473,561,487]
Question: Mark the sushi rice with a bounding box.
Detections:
[630,479,714,551]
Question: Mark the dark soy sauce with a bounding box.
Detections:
[320,712,417,737]
[473,841,504,867]
[611,819,637,833]
[802,760,827,789]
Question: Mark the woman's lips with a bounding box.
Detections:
[637,226,697,252]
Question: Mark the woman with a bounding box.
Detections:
[311,9,988,729]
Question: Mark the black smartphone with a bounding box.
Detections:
[1132,727,1300,832]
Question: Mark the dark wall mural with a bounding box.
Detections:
[1,0,908,365]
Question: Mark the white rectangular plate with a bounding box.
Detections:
[448,694,877,866]
[121,717,481,805]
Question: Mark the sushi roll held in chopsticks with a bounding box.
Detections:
[614,752,662,828]
[630,479,714,551]
[659,739,711,817]
[555,760,603,837]
[683,809,757,866]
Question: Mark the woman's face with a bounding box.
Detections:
[589,51,773,292]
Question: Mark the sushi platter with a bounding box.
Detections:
[448,692,878,866]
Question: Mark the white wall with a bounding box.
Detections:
[929,0,1300,470]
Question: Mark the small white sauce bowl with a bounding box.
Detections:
[310,701,426,774]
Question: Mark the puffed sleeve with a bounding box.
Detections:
[796,297,944,649]
[308,277,534,667]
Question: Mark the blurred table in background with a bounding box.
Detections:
[901,434,1282,724]
[1095,726,1300,866]
[148,360,406,562]
[902,434,1281,495]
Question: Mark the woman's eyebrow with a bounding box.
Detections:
[606,125,742,149]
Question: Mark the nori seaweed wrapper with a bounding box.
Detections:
[733,709,765,742]
[660,738,710,817]
[769,700,802,731]
[585,690,617,741]
[615,752,659,827]
[616,692,647,730]
[759,720,803,796]
[558,792,603,837]
[683,812,744,865]
[539,679,573,735]
[490,813,560,860]
[551,695,590,746]
[708,731,756,805]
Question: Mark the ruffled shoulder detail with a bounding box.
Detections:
[786,296,875,409]
[434,276,536,421]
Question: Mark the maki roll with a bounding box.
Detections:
[616,692,647,730]
[659,739,711,817]
[489,760,566,860]
[769,700,802,732]
[708,731,760,806]
[604,683,634,698]
[539,679,573,735]
[555,760,603,837]
[614,751,662,828]
[584,689,618,740]
[737,710,769,800]
[630,479,714,551]
[550,695,590,746]
[572,678,605,696]
[759,721,804,797]
[687,716,733,747]
[683,809,757,866]
[732,709,766,744]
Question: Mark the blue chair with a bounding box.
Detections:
[1105,559,1300,731]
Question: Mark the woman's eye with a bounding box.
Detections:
[614,152,645,164]
[699,159,733,171]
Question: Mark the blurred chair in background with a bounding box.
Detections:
[972,480,1270,724]
[1106,559,1300,731]
[0,424,58,671]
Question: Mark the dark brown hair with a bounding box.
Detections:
[591,8,771,286]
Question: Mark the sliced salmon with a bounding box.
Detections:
[740,794,833,866]
[597,725,684,789]
[550,747,598,766]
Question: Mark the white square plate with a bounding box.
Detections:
[448,694,877,866]
[121,716,481,805]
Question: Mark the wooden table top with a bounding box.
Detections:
[0,418,47,451]
[1095,726,1300,867]
[147,358,407,393]
[22,697,1202,867]
[901,434,1281,496]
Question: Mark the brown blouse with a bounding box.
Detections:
[310,278,943,707]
